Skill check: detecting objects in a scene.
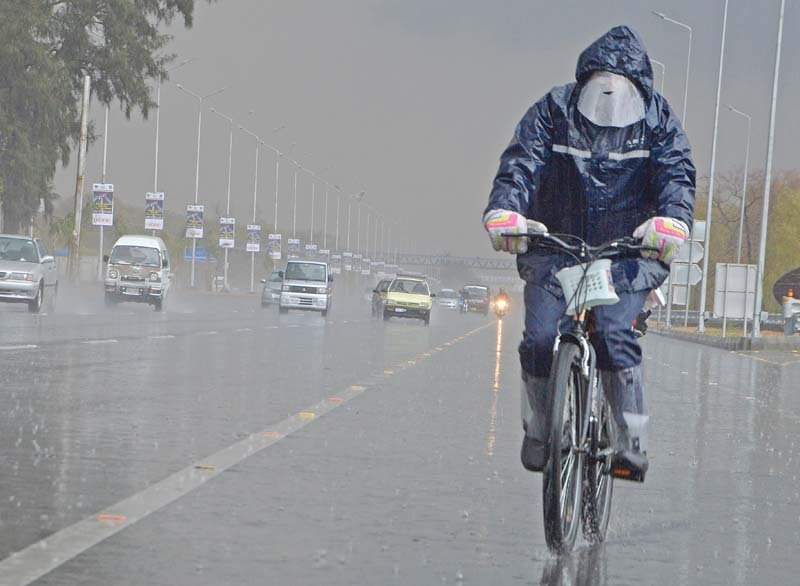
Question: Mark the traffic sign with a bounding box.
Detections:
[671,262,702,286]
[674,241,704,264]
[690,220,706,242]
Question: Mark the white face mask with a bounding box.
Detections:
[577,71,645,128]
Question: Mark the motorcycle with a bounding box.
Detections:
[494,297,509,318]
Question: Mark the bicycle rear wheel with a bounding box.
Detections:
[582,388,614,543]
[542,342,585,554]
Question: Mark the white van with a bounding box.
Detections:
[279,260,332,316]
[104,235,172,311]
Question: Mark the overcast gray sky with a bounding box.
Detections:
[56,0,798,257]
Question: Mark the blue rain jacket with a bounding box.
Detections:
[486,26,696,294]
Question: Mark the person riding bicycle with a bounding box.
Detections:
[483,26,695,481]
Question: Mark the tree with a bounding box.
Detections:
[0,0,203,234]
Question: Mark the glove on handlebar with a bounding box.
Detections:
[632,217,689,265]
[483,209,547,254]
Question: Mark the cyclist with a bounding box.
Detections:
[483,26,695,480]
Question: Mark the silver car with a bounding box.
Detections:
[0,235,58,313]
[260,269,283,307]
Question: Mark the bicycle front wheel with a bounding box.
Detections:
[582,388,614,543]
[542,341,585,554]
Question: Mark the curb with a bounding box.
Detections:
[651,327,800,351]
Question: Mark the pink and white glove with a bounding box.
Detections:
[633,217,690,265]
[483,209,547,254]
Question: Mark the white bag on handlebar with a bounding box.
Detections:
[555,259,620,315]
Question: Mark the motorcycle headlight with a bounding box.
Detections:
[107,269,119,279]
[282,284,290,292]
[9,272,33,281]
[317,287,327,294]
[149,272,161,282]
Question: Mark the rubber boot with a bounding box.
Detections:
[600,367,649,482]
[520,373,548,472]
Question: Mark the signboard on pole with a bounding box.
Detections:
[145,192,164,230]
[92,184,114,226]
[287,238,301,259]
[305,243,318,258]
[361,258,371,276]
[374,261,386,278]
[266,232,283,258]
[247,225,262,253]
[353,254,362,273]
[342,251,353,272]
[671,262,703,286]
[219,217,235,248]
[319,249,330,262]
[385,264,398,278]
[330,253,342,274]
[713,263,758,319]
[185,205,204,238]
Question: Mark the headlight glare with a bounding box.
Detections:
[282,284,290,292]
[108,269,119,279]
[317,287,327,294]
[149,272,161,282]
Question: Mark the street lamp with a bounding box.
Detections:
[209,107,234,291]
[175,83,226,288]
[153,58,194,194]
[726,105,752,264]
[695,0,729,333]
[651,59,666,94]
[753,0,786,338]
[651,11,692,124]
[346,191,365,251]
[239,125,262,293]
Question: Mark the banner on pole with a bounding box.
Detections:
[342,251,353,272]
[185,204,204,239]
[145,192,164,230]
[219,217,235,248]
[330,253,342,274]
[305,243,318,258]
[92,184,114,226]
[265,232,281,258]
[287,238,301,259]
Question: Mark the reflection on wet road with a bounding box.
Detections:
[0,288,797,584]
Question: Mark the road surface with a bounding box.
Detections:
[0,285,797,585]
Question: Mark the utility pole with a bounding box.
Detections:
[69,75,91,281]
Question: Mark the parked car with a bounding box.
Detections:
[460,285,490,315]
[0,234,58,313]
[279,260,333,316]
[260,269,283,307]
[104,235,172,311]
[437,288,459,309]
[371,278,391,317]
[383,274,435,325]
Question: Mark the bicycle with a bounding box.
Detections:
[504,231,657,554]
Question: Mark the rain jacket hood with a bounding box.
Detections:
[486,25,695,294]
[575,26,653,101]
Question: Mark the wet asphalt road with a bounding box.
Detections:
[0,285,798,585]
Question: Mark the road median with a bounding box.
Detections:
[651,326,800,351]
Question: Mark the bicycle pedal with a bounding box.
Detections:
[609,451,648,483]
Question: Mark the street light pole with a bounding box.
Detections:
[726,105,752,264]
[176,84,226,288]
[210,108,234,291]
[97,105,109,282]
[334,190,341,251]
[652,11,692,124]
[239,126,262,293]
[753,0,786,338]
[696,0,729,333]
[153,59,194,193]
[292,162,299,238]
[323,183,329,250]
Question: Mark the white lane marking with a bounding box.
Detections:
[196,331,218,336]
[0,320,495,585]
[0,344,38,351]
[235,328,252,333]
[149,334,175,340]
[265,325,279,330]
[82,339,118,345]
[288,324,302,328]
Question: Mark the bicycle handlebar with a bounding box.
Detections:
[500,232,659,260]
